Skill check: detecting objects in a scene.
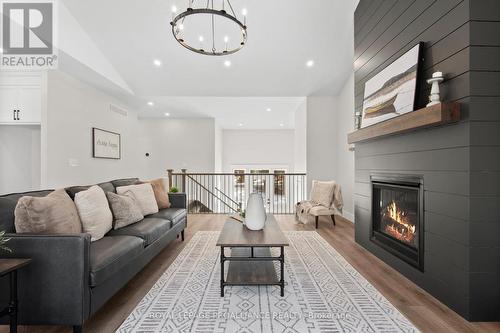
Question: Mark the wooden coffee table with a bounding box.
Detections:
[216,214,289,297]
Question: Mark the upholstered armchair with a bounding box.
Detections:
[296,180,343,228]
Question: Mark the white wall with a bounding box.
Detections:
[138,118,216,177]
[43,70,144,188]
[214,122,223,172]
[333,73,355,222]
[294,100,307,173]
[306,96,338,191]
[0,125,41,194]
[222,129,295,172]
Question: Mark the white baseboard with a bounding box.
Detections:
[342,211,354,223]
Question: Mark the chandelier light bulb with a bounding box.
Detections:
[171,5,177,13]
[242,8,247,16]
[199,35,204,42]
[242,8,247,25]
[224,35,229,43]
[179,23,184,30]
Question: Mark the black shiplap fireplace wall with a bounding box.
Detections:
[354,0,500,321]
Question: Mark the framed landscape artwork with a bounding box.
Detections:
[361,43,423,128]
[92,127,121,159]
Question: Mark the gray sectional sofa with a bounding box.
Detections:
[0,178,187,333]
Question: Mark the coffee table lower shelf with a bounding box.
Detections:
[220,247,284,297]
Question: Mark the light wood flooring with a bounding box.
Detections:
[1,214,499,333]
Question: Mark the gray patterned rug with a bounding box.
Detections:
[117,231,419,333]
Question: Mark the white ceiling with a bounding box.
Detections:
[139,96,305,129]
[60,0,356,128]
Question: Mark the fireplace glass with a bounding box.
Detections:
[371,175,423,270]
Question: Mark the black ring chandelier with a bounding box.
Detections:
[170,0,248,56]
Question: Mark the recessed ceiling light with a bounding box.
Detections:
[306,59,315,68]
[147,101,154,106]
[224,60,231,67]
[266,108,272,112]
[238,123,243,127]
[153,59,162,67]
[279,123,284,127]
[164,112,170,117]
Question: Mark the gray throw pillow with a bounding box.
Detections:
[106,192,144,229]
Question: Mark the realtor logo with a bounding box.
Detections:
[1,0,57,69]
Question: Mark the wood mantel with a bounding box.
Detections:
[347,102,460,144]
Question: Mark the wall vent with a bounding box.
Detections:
[109,104,128,117]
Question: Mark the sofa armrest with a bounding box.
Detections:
[169,192,187,209]
[0,233,91,326]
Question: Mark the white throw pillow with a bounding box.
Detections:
[74,185,113,242]
[116,183,159,216]
[310,180,335,207]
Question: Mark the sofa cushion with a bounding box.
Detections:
[107,217,171,246]
[111,178,139,188]
[66,182,115,200]
[116,183,159,216]
[149,208,186,226]
[106,192,144,229]
[75,186,113,242]
[147,178,171,209]
[14,189,82,234]
[0,190,53,233]
[90,235,143,287]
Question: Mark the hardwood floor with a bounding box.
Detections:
[2,214,499,333]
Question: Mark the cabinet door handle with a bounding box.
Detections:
[13,110,16,120]
[16,110,20,120]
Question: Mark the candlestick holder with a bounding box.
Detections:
[426,72,444,107]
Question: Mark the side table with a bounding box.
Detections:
[0,258,31,333]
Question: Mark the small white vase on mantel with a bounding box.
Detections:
[244,193,267,230]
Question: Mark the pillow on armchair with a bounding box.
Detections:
[310,180,336,207]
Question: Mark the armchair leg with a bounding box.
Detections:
[331,215,336,226]
[73,325,83,333]
[315,216,319,229]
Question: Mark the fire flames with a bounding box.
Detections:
[383,201,416,244]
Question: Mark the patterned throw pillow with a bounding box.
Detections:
[116,183,159,216]
[106,192,144,229]
[74,185,113,241]
[14,189,82,234]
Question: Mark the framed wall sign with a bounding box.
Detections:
[92,127,121,159]
[361,42,423,128]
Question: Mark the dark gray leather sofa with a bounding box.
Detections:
[0,178,187,333]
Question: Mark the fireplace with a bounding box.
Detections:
[370,174,424,271]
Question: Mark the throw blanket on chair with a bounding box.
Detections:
[295,181,343,224]
[295,201,320,224]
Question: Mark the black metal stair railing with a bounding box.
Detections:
[167,169,307,214]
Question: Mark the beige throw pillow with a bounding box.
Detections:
[14,189,82,234]
[310,180,335,207]
[148,178,170,209]
[106,192,144,229]
[116,183,159,216]
[75,185,113,241]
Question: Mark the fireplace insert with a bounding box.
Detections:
[370,174,424,271]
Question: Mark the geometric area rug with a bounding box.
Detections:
[117,231,419,333]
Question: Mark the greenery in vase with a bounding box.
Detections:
[169,186,179,193]
[0,230,11,253]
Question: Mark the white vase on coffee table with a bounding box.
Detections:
[244,193,267,230]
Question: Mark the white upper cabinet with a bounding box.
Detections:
[0,74,42,124]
